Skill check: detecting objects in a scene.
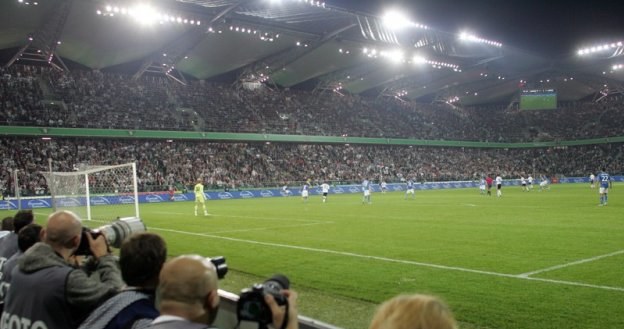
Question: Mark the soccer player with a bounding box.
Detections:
[282,184,292,196]
[321,182,330,203]
[589,173,596,189]
[479,177,486,195]
[597,168,612,206]
[520,176,528,192]
[194,178,209,216]
[539,175,550,191]
[362,178,372,204]
[301,182,309,203]
[405,179,415,199]
[485,175,493,196]
[527,175,534,190]
[495,175,503,197]
[380,181,388,194]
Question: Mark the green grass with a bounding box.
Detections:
[8,184,624,329]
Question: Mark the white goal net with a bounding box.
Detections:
[42,162,140,221]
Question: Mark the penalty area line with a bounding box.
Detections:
[517,249,624,277]
[145,226,624,293]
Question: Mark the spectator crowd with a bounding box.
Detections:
[0,137,621,196]
[2,65,624,142]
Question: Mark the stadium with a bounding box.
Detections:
[0,0,623,328]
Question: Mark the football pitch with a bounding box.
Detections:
[13,183,624,329]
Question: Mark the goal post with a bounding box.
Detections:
[42,162,140,221]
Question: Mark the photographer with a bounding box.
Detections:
[0,210,123,329]
[78,232,167,329]
[0,210,34,261]
[147,255,299,329]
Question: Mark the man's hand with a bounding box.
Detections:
[265,289,299,329]
[86,232,109,259]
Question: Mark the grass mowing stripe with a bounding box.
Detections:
[518,249,624,277]
[139,224,624,293]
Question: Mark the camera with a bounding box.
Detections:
[237,274,290,328]
[209,256,228,280]
[74,217,146,256]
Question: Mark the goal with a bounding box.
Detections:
[42,162,140,221]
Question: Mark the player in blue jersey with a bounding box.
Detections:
[301,182,310,203]
[597,168,613,206]
[362,179,372,204]
[405,179,415,199]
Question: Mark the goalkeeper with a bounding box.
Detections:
[194,178,209,216]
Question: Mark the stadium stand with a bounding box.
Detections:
[2,66,624,142]
[0,136,621,196]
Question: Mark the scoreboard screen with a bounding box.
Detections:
[520,89,557,110]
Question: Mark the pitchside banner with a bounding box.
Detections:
[0,176,621,210]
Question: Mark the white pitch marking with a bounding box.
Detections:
[463,203,477,207]
[205,222,331,234]
[517,249,624,277]
[155,211,331,223]
[144,226,624,293]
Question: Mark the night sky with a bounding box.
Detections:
[330,0,624,58]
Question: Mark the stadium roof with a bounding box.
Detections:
[1,0,624,105]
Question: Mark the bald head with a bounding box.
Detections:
[44,210,82,249]
[158,255,218,305]
[156,255,220,323]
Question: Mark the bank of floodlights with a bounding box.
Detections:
[362,48,460,71]
[271,0,326,8]
[396,90,408,97]
[381,10,429,31]
[613,64,624,71]
[17,0,39,5]
[96,4,202,26]
[459,31,502,48]
[412,55,460,71]
[447,96,460,104]
[577,41,623,56]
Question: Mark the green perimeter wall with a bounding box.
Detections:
[1,126,623,148]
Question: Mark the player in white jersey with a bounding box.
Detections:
[520,176,528,192]
[194,178,209,216]
[495,175,503,197]
[539,176,550,191]
[380,181,388,194]
[589,173,596,189]
[479,178,486,195]
[321,182,330,203]
[527,175,534,190]
[282,184,292,196]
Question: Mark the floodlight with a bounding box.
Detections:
[412,55,427,64]
[382,10,412,31]
[577,41,624,56]
[128,4,159,25]
[459,31,502,47]
[381,49,405,63]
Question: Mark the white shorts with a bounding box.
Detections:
[363,190,370,197]
[599,187,608,194]
[302,190,309,197]
[406,189,415,194]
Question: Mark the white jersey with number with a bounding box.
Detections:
[321,184,330,193]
